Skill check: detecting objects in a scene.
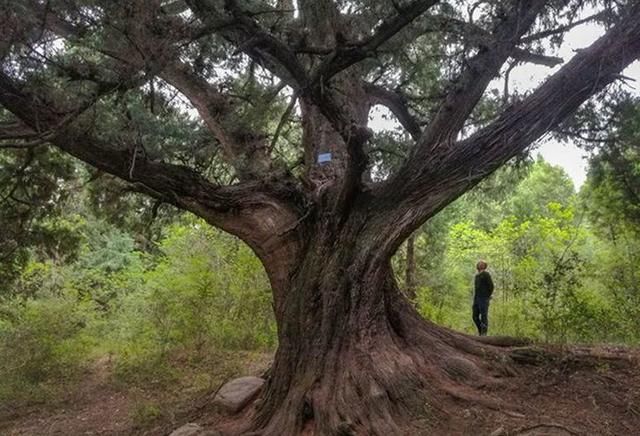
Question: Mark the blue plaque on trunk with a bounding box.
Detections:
[318,152,332,164]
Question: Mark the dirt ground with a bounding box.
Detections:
[445,345,640,435]
[0,357,134,435]
[1,345,638,435]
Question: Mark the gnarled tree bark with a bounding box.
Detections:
[238,208,495,435]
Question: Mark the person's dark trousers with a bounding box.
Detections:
[472,298,490,336]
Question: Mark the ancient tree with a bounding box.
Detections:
[2,0,640,434]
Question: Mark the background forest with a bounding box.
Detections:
[1,95,639,424]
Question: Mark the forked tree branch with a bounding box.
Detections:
[186,0,309,88]
[414,0,552,151]
[521,11,609,43]
[428,16,565,67]
[370,2,640,255]
[364,83,422,140]
[311,0,440,83]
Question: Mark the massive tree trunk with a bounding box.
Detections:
[221,211,501,436]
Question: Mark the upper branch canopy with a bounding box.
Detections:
[311,0,440,83]
[0,69,303,258]
[2,0,639,259]
[415,0,553,150]
[186,0,310,89]
[370,1,640,255]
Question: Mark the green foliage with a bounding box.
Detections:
[0,147,77,290]
[581,101,640,229]
[587,232,640,342]
[0,214,276,404]
[130,400,164,429]
[574,97,640,343]
[507,158,575,219]
[411,158,625,343]
[0,291,97,406]
[103,220,274,384]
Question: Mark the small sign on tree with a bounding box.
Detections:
[317,152,332,164]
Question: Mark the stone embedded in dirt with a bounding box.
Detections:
[169,423,202,436]
[443,356,481,382]
[213,376,265,413]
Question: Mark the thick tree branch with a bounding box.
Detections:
[160,63,274,178]
[364,83,422,140]
[0,137,47,149]
[414,0,551,150]
[511,48,563,67]
[0,70,304,271]
[186,0,309,89]
[371,2,640,256]
[312,0,440,83]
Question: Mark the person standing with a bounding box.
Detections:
[472,260,494,336]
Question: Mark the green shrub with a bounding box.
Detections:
[130,400,164,428]
[106,220,276,385]
[0,292,96,405]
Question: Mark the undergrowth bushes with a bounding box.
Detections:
[0,219,275,407]
[0,292,96,405]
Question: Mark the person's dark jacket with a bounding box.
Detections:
[474,271,494,300]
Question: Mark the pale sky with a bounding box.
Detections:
[510,21,640,190]
[369,14,640,190]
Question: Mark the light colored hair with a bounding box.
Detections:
[476,260,488,271]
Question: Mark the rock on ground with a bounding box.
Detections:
[213,376,265,414]
[169,423,202,436]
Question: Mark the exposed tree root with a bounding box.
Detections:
[473,336,533,347]
[217,312,530,435]
[442,385,516,413]
[509,422,580,435]
[214,326,640,436]
[509,347,556,365]
[213,279,639,435]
